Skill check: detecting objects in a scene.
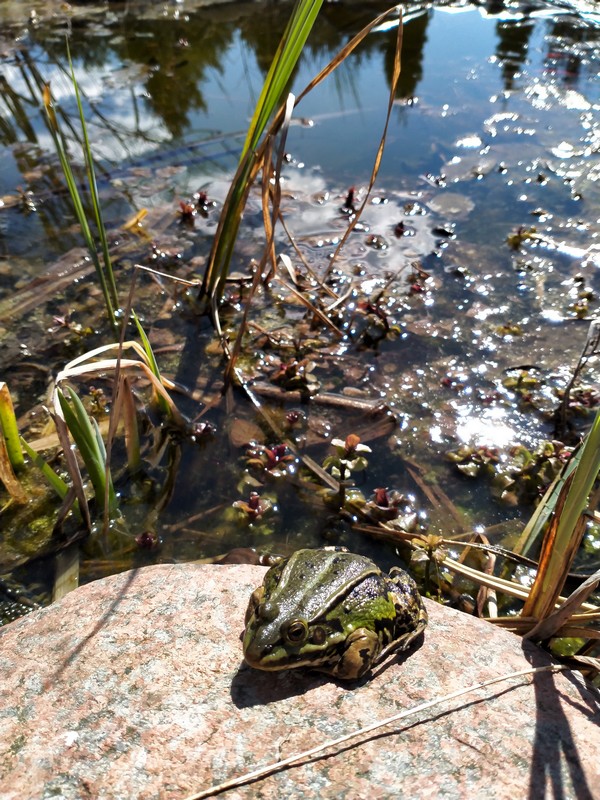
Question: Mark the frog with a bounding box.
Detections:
[242,547,427,681]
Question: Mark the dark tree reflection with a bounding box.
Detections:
[382,9,430,99]
[495,18,534,90]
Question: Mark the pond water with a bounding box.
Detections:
[1,0,599,618]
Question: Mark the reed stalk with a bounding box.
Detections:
[198,0,324,308]
[0,382,24,471]
[42,43,119,331]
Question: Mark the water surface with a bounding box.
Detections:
[0,0,599,612]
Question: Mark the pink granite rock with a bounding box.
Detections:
[0,564,598,799]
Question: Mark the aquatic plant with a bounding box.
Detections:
[56,386,118,517]
[324,434,371,479]
[1,382,86,513]
[198,2,403,311]
[0,383,24,474]
[198,0,325,310]
[519,410,600,638]
[19,437,71,505]
[321,433,371,511]
[270,358,319,394]
[436,412,600,673]
[0,383,27,503]
[44,340,186,530]
[245,443,295,479]
[446,441,571,506]
[232,491,274,525]
[364,488,418,528]
[42,45,119,332]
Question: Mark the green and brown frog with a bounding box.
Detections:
[243,547,427,681]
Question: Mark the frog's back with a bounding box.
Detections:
[273,549,380,621]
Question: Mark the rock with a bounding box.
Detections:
[1,564,598,800]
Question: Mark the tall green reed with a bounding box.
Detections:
[198,0,324,310]
[522,409,600,628]
[42,43,119,332]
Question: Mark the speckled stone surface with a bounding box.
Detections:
[0,564,599,800]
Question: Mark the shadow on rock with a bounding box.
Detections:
[230,662,328,707]
[523,641,598,800]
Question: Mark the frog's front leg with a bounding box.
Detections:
[328,628,382,680]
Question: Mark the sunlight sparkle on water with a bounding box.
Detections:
[456,406,516,447]
[540,308,566,322]
[455,135,483,149]
[429,425,444,444]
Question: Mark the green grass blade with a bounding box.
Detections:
[199,155,255,306]
[42,82,117,330]
[243,0,323,155]
[0,435,27,502]
[132,312,160,380]
[200,0,323,306]
[91,416,108,465]
[0,382,25,470]
[57,387,118,513]
[58,388,104,491]
[513,445,582,557]
[20,436,70,500]
[132,312,170,416]
[523,410,600,621]
[66,41,119,311]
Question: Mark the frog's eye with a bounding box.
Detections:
[282,619,308,644]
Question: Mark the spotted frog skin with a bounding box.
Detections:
[242,547,427,681]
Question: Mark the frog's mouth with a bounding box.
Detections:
[243,635,332,672]
[244,653,290,671]
[243,641,301,670]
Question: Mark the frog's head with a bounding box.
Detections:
[242,582,343,672]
